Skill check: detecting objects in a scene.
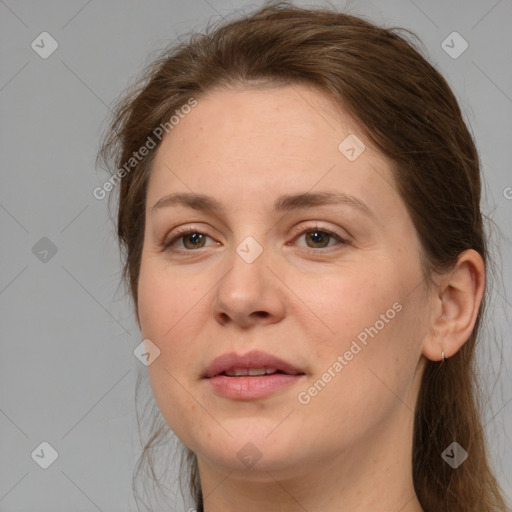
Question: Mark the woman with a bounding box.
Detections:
[97,2,509,511]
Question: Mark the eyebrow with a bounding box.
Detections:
[151,191,373,217]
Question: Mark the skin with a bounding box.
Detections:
[136,83,485,511]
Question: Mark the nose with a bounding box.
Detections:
[211,243,286,328]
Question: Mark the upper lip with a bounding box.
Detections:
[201,350,305,378]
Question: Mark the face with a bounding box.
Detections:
[137,84,431,479]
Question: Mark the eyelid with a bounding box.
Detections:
[161,222,349,252]
[288,222,349,243]
[161,224,215,248]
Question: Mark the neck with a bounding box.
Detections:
[196,404,423,512]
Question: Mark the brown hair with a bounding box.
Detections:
[97,2,508,511]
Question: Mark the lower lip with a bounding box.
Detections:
[205,373,305,400]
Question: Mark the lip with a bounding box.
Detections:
[201,350,306,400]
[202,350,304,378]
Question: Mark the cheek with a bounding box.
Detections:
[286,263,404,347]
[138,269,202,373]
[287,260,422,406]
[137,263,208,443]
[137,255,205,342]
[292,278,421,446]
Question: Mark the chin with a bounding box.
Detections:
[194,426,306,475]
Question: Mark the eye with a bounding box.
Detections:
[161,228,218,252]
[161,225,348,253]
[291,226,347,251]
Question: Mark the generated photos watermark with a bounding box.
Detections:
[297,301,403,405]
[93,97,198,200]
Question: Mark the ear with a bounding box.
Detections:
[422,249,485,361]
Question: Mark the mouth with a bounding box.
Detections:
[201,350,305,379]
[220,368,299,377]
[201,350,306,400]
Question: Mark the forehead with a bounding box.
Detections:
[156,83,359,162]
[147,84,401,218]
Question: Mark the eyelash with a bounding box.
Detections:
[160,224,349,254]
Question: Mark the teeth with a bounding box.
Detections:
[224,368,278,377]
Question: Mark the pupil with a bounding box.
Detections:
[308,231,327,247]
[186,233,204,248]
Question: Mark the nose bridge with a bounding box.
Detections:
[211,230,285,325]
[220,232,267,301]
[235,234,266,266]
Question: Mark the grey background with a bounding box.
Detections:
[1,0,511,510]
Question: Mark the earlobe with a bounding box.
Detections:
[422,249,485,362]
